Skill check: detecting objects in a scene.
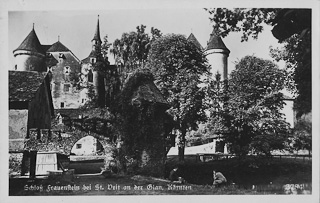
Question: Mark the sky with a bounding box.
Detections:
[8,9,285,74]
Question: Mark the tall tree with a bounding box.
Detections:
[214,56,290,157]
[100,34,121,107]
[147,34,209,161]
[110,25,162,86]
[205,8,311,118]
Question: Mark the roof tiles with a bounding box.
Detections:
[187,33,203,50]
[206,30,230,53]
[9,71,47,102]
[14,28,44,54]
[47,41,70,52]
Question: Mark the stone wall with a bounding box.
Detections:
[50,51,83,109]
[25,128,111,156]
[14,51,46,72]
[9,109,28,151]
[9,152,24,176]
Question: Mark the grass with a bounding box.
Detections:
[9,156,312,195]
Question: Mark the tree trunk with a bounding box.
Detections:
[178,145,185,161]
[178,128,186,161]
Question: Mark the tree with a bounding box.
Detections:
[212,56,290,157]
[110,25,162,86]
[270,33,311,117]
[147,34,210,161]
[291,113,312,155]
[205,8,311,118]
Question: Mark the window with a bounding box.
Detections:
[76,144,82,149]
[64,84,70,92]
[14,65,17,70]
[90,58,96,64]
[64,66,70,74]
[64,67,70,81]
[47,67,53,72]
[59,53,65,59]
[88,70,93,83]
[60,102,64,108]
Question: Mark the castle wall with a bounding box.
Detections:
[9,109,28,151]
[281,100,295,128]
[205,49,228,80]
[49,51,83,109]
[71,136,102,156]
[14,51,46,72]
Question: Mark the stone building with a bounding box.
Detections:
[9,71,54,147]
[80,15,117,107]
[9,70,54,175]
[187,30,296,154]
[46,41,85,109]
[188,30,230,80]
[71,135,104,156]
[204,30,230,80]
[13,25,87,109]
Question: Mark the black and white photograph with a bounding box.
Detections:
[1,0,319,202]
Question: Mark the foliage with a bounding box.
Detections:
[111,69,172,175]
[110,25,162,85]
[209,56,290,157]
[101,34,112,59]
[205,8,312,117]
[147,34,210,161]
[270,34,311,117]
[290,113,312,153]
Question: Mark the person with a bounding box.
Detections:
[169,167,179,182]
[212,170,227,187]
[169,167,186,183]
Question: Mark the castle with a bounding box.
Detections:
[12,16,111,110]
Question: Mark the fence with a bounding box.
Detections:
[195,153,312,163]
[271,154,312,162]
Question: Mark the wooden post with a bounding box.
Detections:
[29,151,37,179]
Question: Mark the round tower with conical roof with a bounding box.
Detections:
[13,25,46,72]
[204,29,230,80]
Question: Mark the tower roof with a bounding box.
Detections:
[14,27,44,54]
[187,33,203,50]
[92,15,102,43]
[47,41,70,52]
[206,30,230,53]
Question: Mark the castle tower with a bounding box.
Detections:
[92,15,102,54]
[13,25,46,72]
[81,15,105,107]
[187,33,204,51]
[91,15,103,92]
[204,29,230,80]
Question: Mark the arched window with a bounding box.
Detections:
[90,58,96,64]
[88,69,93,83]
[64,66,71,81]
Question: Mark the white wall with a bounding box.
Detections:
[71,136,99,156]
[281,100,295,128]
